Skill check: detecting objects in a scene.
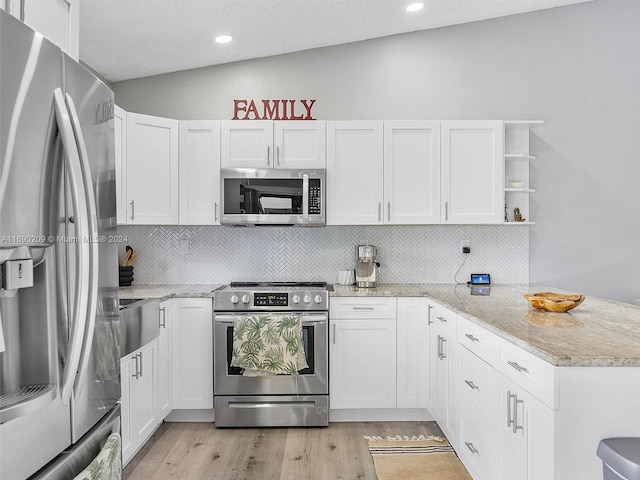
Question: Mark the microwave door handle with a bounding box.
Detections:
[302,173,309,223]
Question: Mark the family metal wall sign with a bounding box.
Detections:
[232,99,316,120]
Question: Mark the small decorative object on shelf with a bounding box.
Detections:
[513,207,525,222]
[504,203,508,222]
[524,292,585,312]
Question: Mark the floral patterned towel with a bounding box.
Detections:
[73,433,121,480]
[231,314,308,376]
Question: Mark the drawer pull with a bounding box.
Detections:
[465,442,479,455]
[437,316,447,323]
[507,390,524,433]
[464,380,479,391]
[464,333,479,342]
[507,361,529,373]
[353,307,374,311]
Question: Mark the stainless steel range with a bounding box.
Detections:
[213,282,329,427]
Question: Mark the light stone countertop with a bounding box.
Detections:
[119,283,640,367]
[119,284,224,301]
[331,283,640,367]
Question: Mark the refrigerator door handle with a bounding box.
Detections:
[54,88,91,406]
[64,93,100,392]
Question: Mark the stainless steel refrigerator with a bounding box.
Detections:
[0,10,121,480]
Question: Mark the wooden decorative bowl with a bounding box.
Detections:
[524,292,585,312]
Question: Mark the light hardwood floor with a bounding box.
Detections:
[124,421,444,480]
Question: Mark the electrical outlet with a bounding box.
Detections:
[461,240,471,254]
[179,239,190,255]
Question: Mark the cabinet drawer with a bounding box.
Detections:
[330,297,396,318]
[460,347,497,416]
[458,317,500,365]
[496,341,557,409]
[459,395,498,480]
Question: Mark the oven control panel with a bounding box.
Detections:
[254,293,288,307]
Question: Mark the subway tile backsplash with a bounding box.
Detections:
[117,225,529,285]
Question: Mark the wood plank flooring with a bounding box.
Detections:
[124,421,444,480]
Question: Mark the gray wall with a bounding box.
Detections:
[113,1,640,303]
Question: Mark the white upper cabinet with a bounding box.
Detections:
[327,121,384,225]
[114,106,127,225]
[3,0,79,59]
[179,121,221,225]
[384,121,441,224]
[221,120,325,169]
[441,120,504,224]
[125,113,179,224]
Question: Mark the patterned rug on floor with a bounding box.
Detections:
[365,435,472,480]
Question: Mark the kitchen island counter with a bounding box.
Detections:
[331,283,640,367]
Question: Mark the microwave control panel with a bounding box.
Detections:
[309,179,322,215]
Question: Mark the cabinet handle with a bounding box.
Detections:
[138,352,143,378]
[465,333,479,343]
[441,337,447,359]
[437,316,447,323]
[160,307,166,328]
[352,306,374,311]
[378,202,382,222]
[427,305,433,325]
[464,380,479,391]
[387,202,391,221]
[130,200,135,220]
[19,0,25,21]
[267,145,270,166]
[132,353,139,379]
[507,361,529,373]
[513,396,524,433]
[436,335,442,359]
[465,442,479,455]
[276,146,280,166]
[507,390,516,429]
[445,201,449,221]
[332,323,336,345]
[214,202,218,222]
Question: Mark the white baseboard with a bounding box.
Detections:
[329,408,434,422]
[165,409,215,423]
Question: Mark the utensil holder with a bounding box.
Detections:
[119,266,134,287]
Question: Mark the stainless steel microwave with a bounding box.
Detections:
[220,168,325,226]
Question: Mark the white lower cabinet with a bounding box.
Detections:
[329,297,397,409]
[429,302,459,446]
[120,338,158,466]
[171,298,213,409]
[156,300,173,420]
[396,297,431,408]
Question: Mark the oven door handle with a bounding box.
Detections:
[214,313,327,324]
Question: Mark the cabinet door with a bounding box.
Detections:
[327,121,384,225]
[179,121,221,225]
[126,113,179,224]
[129,340,157,449]
[221,120,274,168]
[171,298,213,409]
[157,300,173,420]
[430,304,459,444]
[120,355,132,464]
[114,106,127,225]
[441,120,504,224]
[330,318,396,409]
[274,121,326,169]
[397,298,431,408]
[498,376,554,480]
[384,121,441,224]
[20,0,79,59]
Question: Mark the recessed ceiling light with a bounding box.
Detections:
[215,35,233,44]
[406,2,424,13]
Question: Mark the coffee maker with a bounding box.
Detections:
[355,245,380,288]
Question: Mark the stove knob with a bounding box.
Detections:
[314,295,323,304]
[303,294,311,304]
[292,294,301,304]
[230,294,239,304]
[241,294,250,304]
